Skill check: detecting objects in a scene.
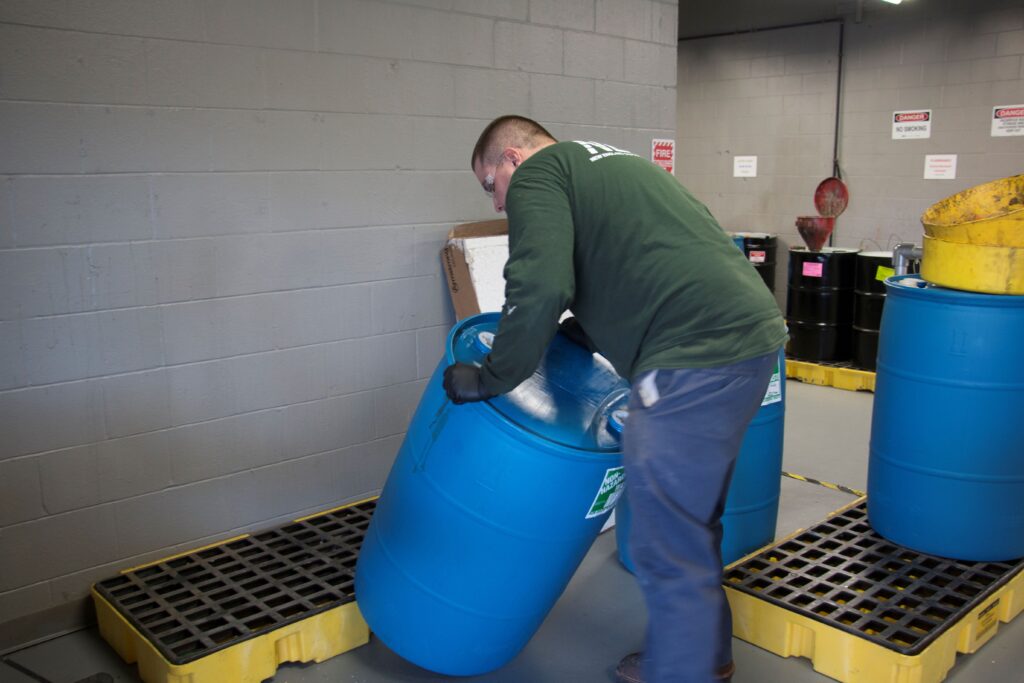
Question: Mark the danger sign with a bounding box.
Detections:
[893,109,931,139]
[992,105,1024,137]
[651,139,675,175]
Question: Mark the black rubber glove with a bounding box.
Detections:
[443,363,495,404]
[558,317,597,353]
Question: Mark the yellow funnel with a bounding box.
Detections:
[921,235,1024,295]
[921,175,1024,247]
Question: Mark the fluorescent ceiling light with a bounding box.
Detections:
[881,0,903,4]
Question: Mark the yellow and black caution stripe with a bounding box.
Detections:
[782,471,865,497]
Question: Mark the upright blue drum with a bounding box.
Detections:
[616,350,786,570]
[355,313,630,675]
[869,275,1024,561]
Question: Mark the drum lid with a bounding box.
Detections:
[449,314,630,451]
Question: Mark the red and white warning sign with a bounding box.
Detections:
[651,139,675,175]
[992,105,1024,137]
[892,110,931,139]
[748,250,766,264]
[924,154,957,180]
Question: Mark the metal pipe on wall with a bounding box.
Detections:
[893,243,923,275]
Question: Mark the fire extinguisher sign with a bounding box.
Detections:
[651,139,675,175]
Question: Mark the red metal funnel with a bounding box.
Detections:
[814,177,850,218]
[796,216,835,252]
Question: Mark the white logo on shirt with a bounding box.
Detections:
[573,141,638,162]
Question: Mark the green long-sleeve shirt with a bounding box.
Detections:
[479,140,788,395]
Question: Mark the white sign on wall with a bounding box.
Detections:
[924,154,957,180]
[992,105,1024,137]
[651,139,675,174]
[733,156,757,177]
[892,110,932,139]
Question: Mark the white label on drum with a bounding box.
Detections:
[586,466,625,519]
[762,363,782,406]
[749,250,766,263]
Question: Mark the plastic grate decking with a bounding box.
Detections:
[785,358,876,392]
[725,499,1024,682]
[94,499,375,666]
[786,358,860,371]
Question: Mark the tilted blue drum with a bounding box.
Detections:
[868,275,1024,561]
[355,312,629,675]
[616,350,786,570]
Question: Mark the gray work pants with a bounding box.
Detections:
[623,351,779,683]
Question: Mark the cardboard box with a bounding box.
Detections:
[440,219,509,320]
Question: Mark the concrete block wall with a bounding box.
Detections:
[0,0,678,644]
[677,0,1024,298]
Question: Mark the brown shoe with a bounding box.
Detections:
[614,653,735,682]
[614,653,643,683]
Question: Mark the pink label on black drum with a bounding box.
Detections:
[749,250,766,263]
[803,262,823,277]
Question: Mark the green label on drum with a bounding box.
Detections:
[586,466,625,519]
[762,364,782,406]
[876,265,895,281]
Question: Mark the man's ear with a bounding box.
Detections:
[503,147,522,167]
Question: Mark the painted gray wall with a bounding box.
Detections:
[0,0,678,642]
[677,0,1024,297]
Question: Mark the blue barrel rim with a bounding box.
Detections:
[445,312,629,457]
[885,274,1024,306]
[462,397,626,462]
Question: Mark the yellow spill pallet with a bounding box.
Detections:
[725,498,1024,683]
[786,359,876,392]
[92,498,376,683]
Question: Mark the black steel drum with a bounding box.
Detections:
[852,251,893,371]
[786,247,859,362]
[736,232,778,293]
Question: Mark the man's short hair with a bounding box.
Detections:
[471,115,556,169]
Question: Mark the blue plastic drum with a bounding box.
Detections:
[355,313,630,675]
[868,275,1024,561]
[616,350,786,570]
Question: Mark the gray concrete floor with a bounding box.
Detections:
[2,381,1021,682]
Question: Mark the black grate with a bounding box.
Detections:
[725,501,1024,655]
[95,500,375,665]
[785,357,863,371]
